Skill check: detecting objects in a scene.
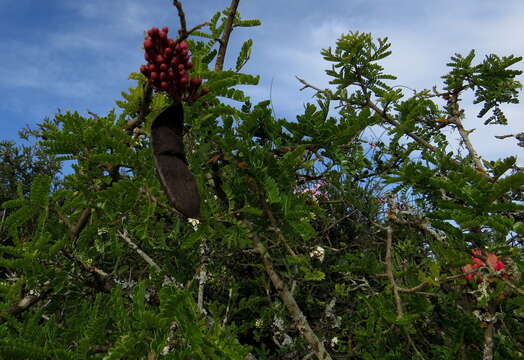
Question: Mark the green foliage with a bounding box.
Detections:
[1,3,523,360]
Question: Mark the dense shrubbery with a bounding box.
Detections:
[1,1,523,359]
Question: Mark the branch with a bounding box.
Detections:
[445,92,486,174]
[70,208,92,239]
[251,231,332,360]
[249,179,297,257]
[385,221,427,360]
[214,0,241,72]
[172,1,188,35]
[125,82,153,131]
[118,230,162,273]
[495,132,524,148]
[197,240,209,315]
[0,283,52,325]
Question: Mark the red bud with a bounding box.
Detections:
[495,260,505,271]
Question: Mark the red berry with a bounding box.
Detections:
[148,27,159,37]
[160,72,167,80]
[164,48,173,58]
[179,41,188,49]
[190,78,202,86]
[160,81,169,89]
[144,38,154,50]
[162,26,169,34]
[179,77,189,85]
[147,64,156,72]
[155,55,165,64]
[178,64,185,71]
[168,39,176,48]
[144,53,150,61]
[186,61,193,69]
[200,88,209,95]
[167,70,175,79]
[158,30,166,39]
[160,63,168,72]
[171,57,179,65]
[150,72,158,80]
[140,65,148,74]
[184,55,190,61]
[181,49,189,57]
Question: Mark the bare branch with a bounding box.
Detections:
[172,1,188,35]
[214,0,241,72]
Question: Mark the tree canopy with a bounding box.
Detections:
[1,1,523,359]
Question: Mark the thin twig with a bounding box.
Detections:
[0,209,6,234]
[125,82,152,131]
[222,287,233,329]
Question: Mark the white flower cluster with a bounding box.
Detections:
[309,246,325,262]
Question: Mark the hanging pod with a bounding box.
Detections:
[151,102,200,218]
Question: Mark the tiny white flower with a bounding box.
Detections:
[331,337,339,347]
[188,218,200,230]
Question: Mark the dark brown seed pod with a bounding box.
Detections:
[151,103,200,218]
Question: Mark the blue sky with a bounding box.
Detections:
[1,0,523,163]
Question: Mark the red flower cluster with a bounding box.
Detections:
[462,249,506,282]
[139,26,208,102]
